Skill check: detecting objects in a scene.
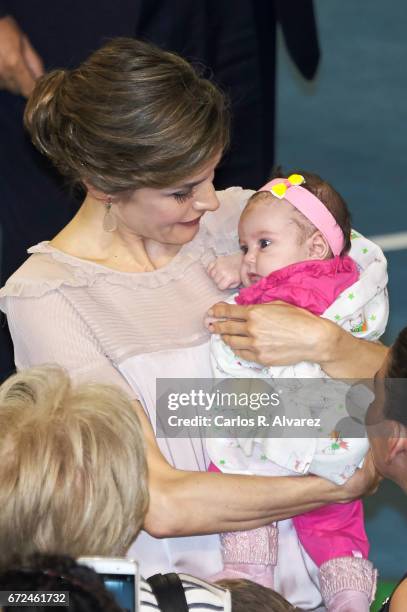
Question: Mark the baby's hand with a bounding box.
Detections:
[206,253,243,291]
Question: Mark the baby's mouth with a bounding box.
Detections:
[248,272,262,285]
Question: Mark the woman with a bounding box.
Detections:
[0,38,382,609]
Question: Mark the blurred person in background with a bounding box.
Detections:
[0,554,123,612]
[216,578,301,611]
[0,365,231,611]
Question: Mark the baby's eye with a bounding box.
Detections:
[173,190,193,203]
[259,239,271,249]
[239,244,248,255]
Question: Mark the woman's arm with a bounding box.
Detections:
[207,301,389,378]
[138,404,379,538]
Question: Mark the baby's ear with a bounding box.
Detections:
[307,231,330,260]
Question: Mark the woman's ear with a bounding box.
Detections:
[307,231,330,260]
[83,180,110,202]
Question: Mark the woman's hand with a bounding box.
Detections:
[135,400,377,538]
[338,450,382,503]
[207,301,334,367]
[207,300,388,378]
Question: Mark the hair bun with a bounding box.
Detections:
[24,69,69,159]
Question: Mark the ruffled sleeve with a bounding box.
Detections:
[0,250,137,399]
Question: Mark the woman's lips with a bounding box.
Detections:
[178,216,201,227]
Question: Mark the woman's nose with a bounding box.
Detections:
[193,182,219,212]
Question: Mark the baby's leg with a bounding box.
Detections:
[293,501,376,611]
[209,524,278,589]
[319,556,377,611]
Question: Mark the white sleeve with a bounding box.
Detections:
[4,292,137,398]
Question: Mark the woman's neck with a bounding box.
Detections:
[50,195,181,272]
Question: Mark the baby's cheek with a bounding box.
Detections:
[257,255,278,277]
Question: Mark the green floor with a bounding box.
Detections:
[371,579,396,611]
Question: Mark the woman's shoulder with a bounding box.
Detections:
[201,186,254,255]
[210,186,254,228]
[216,185,254,204]
[0,241,87,300]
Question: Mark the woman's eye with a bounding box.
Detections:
[240,245,248,255]
[173,190,193,203]
[259,239,271,249]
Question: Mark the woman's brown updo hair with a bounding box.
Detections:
[24,38,230,194]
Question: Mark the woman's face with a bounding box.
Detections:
[114,156,221,245]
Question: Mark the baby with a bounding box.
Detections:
[205,172,389,611]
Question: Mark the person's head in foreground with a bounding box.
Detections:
[238,171,352,286]
[24,37,229,246]
[0,553,122,612]
[0,365,148,567]
[367,326,407,492]
[216,578,302,611]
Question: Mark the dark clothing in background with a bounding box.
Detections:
[0,0,319,380]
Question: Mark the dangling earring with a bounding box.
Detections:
[103,197,117,232]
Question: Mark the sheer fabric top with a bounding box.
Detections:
[0,187,251,395]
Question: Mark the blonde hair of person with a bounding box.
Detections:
[0,366,148,567]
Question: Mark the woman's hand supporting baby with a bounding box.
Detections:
[207,300,388,379]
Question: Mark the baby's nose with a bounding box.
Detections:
[244,249,256,264]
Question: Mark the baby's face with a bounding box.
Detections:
[238,197,311,286]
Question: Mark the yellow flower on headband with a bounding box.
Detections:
[270,173,305,199]
[270,183,287,198]
[287,173,305,186]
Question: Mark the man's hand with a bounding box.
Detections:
[0,16,44,97]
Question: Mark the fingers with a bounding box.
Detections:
[0,16,39,97]
[203,315,217,330]
[206,260,216,274]
[227,280,241,289]
[207,266,240,290]
[208,302,249,321]
[216,276,233,291]
[21,34,44,79]
[12,55,36,97]
[210,319,248,337]
[0,48,35,96]
[233,349,257,361]
[219,335,253,351]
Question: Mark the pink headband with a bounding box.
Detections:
[258,174,344,256]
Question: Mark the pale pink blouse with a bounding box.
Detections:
[0,187,323,610]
